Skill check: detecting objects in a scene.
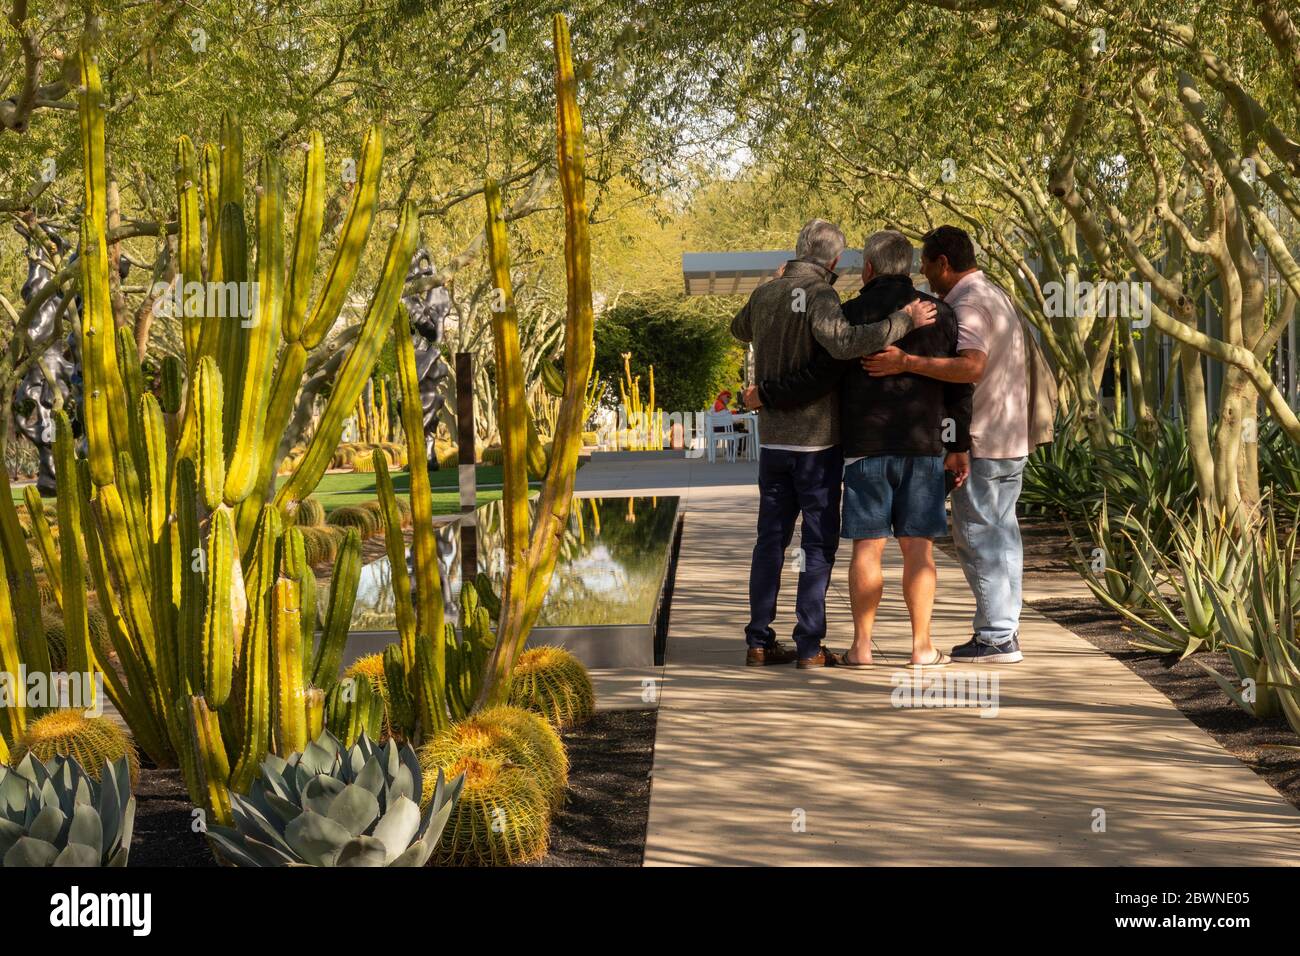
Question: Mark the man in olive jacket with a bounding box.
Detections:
[730,219,935,668]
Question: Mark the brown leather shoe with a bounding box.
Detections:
[797,646,845,668]
[746,641,798,666]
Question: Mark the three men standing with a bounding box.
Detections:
[735,222,1036,668]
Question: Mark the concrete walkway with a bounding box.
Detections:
[575,454,1300,866]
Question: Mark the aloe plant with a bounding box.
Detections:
[1199,511,1299,719]
[1091,419,1199,548]
[1068,500,1158,613]
[1103,503,1241,657]
[205,731,462,867]
[1021,409,1098,520]
[0,754,135,867]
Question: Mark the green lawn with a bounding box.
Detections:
[13,461,565,516]
[310,466,514,513]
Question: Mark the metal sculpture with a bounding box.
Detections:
[12,223,94,495]
[401,248,452,471]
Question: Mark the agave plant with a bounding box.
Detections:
[1092,420,1198,549]
[0,754,135,867]
[205,731,463,867]
[1259,416,1300,506]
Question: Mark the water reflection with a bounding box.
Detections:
[349,495,681,631]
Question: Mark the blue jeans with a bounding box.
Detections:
[950,456,1025,646]
[745,446,843,658]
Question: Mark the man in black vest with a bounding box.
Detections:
[745,230,972,667]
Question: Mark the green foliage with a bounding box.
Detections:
[206,731,464,867]
[1199,511,1298,720]
[1021,411,1098,521]
[1260,418,1300,506]
[0,755,135,867]
[594,292,744,414]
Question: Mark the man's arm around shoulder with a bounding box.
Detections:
[887,348,987,383]
[810,290,934,359]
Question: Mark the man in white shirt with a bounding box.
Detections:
[861,225,1027,663]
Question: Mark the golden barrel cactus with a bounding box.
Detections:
[508,646,595,728]
[12,711,140,786]
[419,704,567,810]
[431,755,550,866]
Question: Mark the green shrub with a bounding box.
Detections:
[594,292,745,414]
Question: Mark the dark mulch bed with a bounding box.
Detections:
[128,766,218,867]
[1010,514,1300,812]
[526,709,657,867]
[128,707,657,867]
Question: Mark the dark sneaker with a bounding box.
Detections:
[797,646,845,669]
[746,641,798,666]
[950,634,1023,664]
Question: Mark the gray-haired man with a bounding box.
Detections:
[731,219,936,667]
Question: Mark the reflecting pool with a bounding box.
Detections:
[349,495,681,637]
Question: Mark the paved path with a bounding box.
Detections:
[576,454,1300,866]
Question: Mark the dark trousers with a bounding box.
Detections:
[745,446,843,657]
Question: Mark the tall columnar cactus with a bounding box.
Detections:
[308,528,361,689]
[387,304,448,734]
[0,40,421,817]
[373,15,593,720]
[473,15,596,708]
[446,585,495,720]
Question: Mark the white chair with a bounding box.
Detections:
[704,411,745,463]
[736,411,760,461]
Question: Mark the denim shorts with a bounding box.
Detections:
[841,454,948,539]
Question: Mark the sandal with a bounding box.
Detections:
[909,650,951,668]
[840,650,875,668]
